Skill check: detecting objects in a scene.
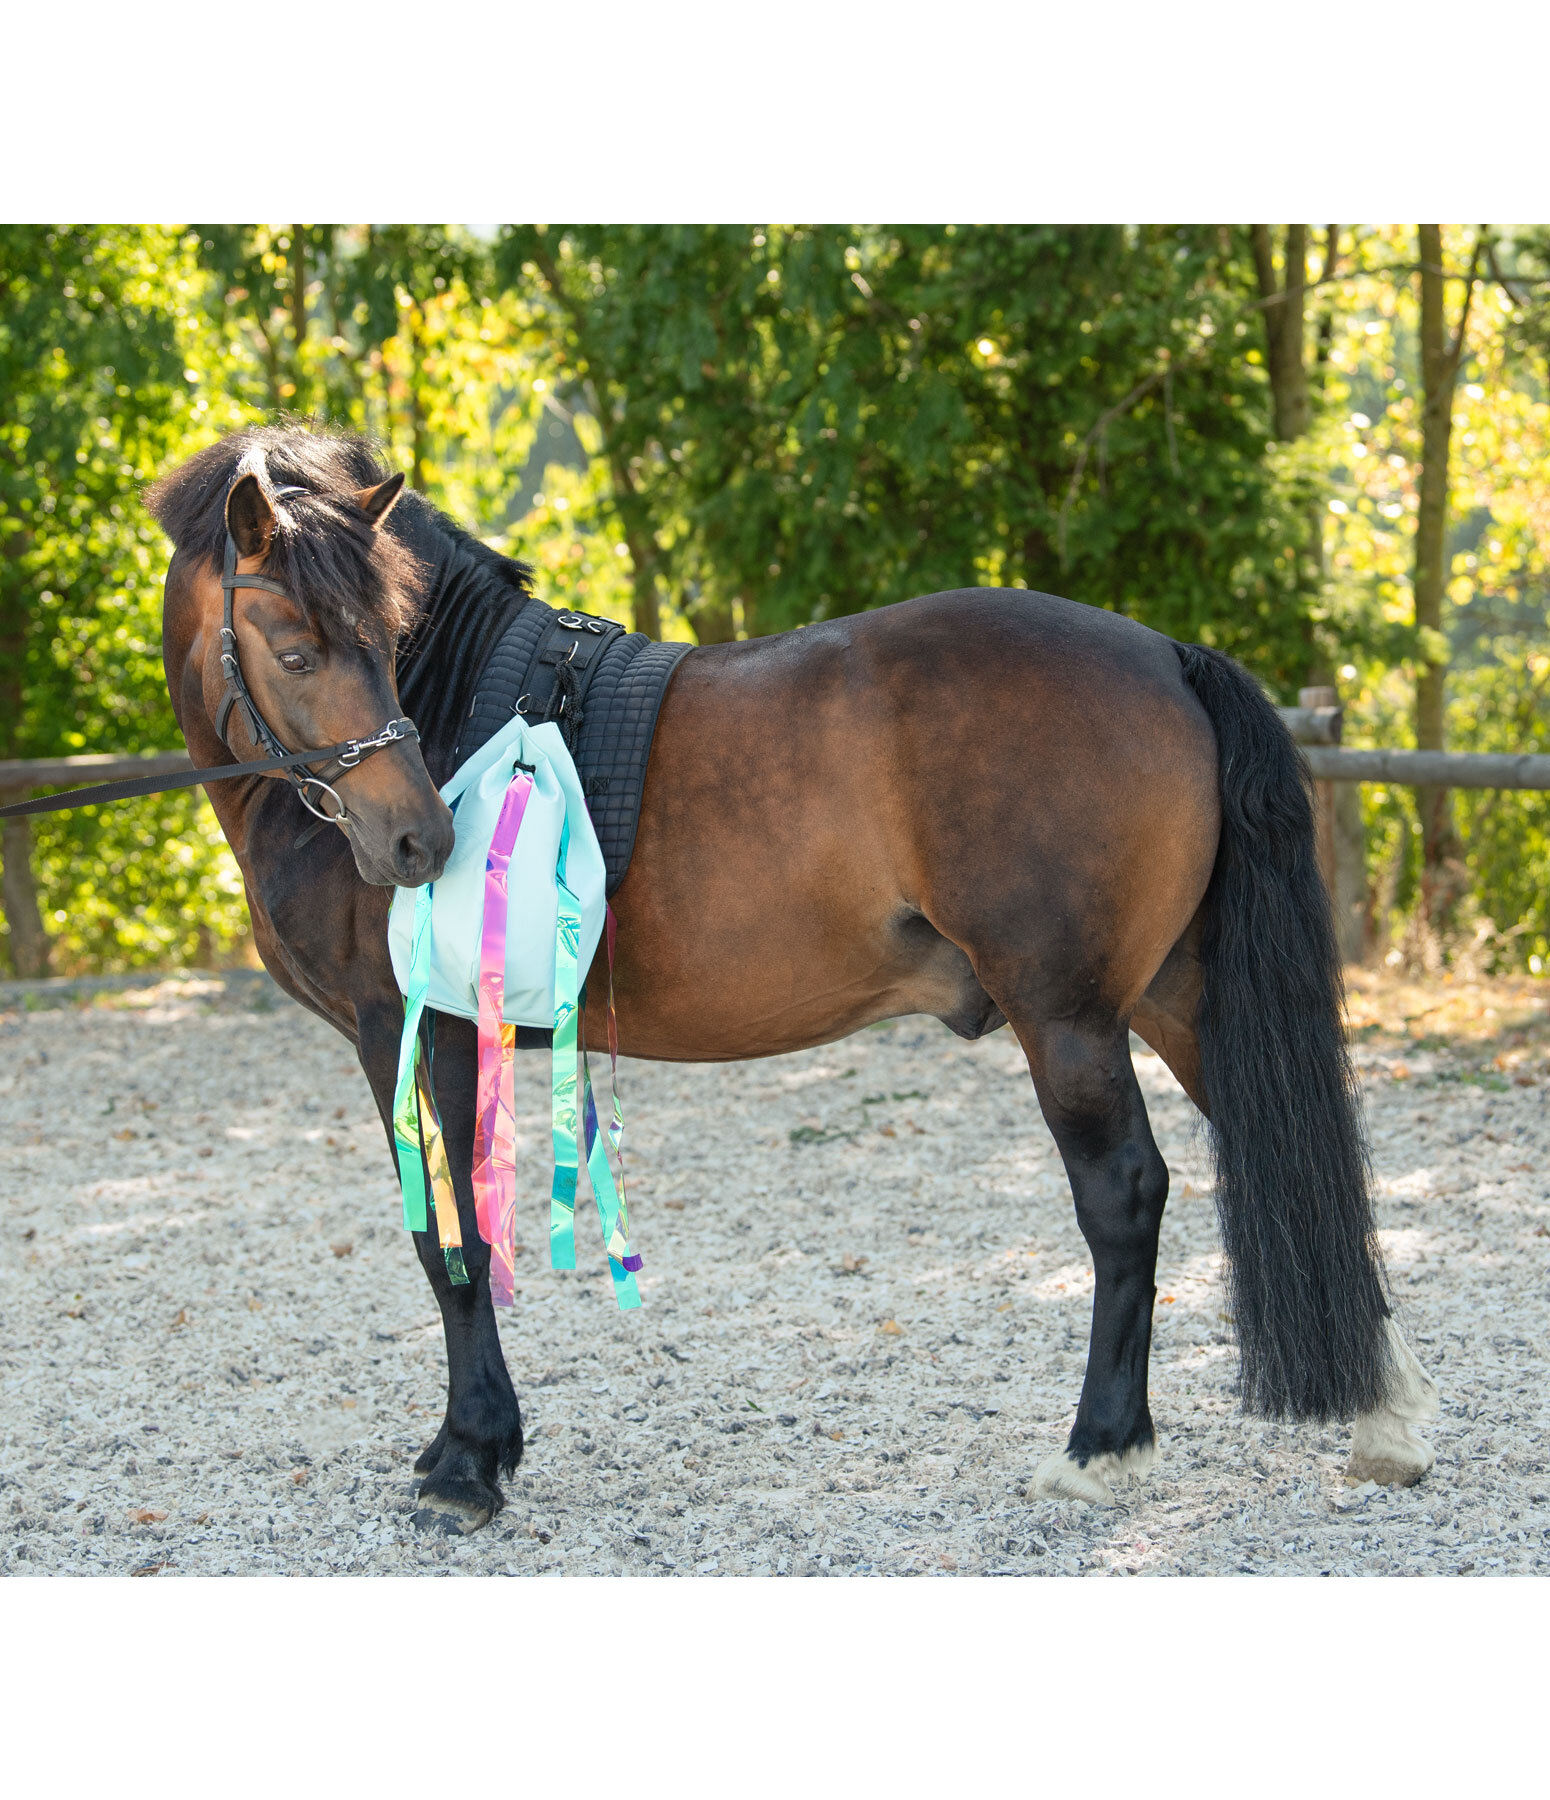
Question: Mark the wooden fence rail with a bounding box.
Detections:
[5,730,1550,800]
[0,750,193,795]
[1295,745,1550,790]
[3,706,1549,976]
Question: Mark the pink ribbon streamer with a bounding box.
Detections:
[471,769,533,1308]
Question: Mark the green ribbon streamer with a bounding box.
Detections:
[392,881,435,1233]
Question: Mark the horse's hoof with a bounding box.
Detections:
[1346,1321,1439,1487]
[414,1472,503,1535]
[1034,1451,1116,1504]
[413,1505,479,1536]
[1033,1451,1111,1505]
[1345,1415,1436,1488]
[1032,1440,1155,1505]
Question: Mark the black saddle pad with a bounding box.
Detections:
[454,598,691,894]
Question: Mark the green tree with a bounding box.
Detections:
[0,225,249,976]
[499,224,1324,686]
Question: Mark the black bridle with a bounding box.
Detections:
[214,516,416,828]
[0,504,419,826]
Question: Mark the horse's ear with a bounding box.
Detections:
[225,472,276,559]
[356,471,406,529]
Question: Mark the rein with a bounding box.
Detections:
[0,506,418,826]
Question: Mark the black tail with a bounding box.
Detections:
[1175,642,1391,1420]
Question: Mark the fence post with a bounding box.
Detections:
[1299,685,1340,895]
[0,813,53,979]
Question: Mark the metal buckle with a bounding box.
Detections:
[337,719,407,768]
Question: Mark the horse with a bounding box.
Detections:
[145,423,1439,1534]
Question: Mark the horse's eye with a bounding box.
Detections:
[278,651,311,673]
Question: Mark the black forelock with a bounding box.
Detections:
[146,421,434,647]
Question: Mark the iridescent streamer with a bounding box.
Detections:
[472,770,533,1309]
[391,881,435,1232]
[574,904,641,1306]
[579,1052,642,1307]
[416,1059,468,1286]
[550,823,580,1272]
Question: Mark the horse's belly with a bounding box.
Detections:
[605,903,994,1062]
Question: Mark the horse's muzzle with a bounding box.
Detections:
[353,798,455,887]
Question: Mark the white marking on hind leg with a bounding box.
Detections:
[1032,1440,1157,1506]
[1345,1320,1439,1488]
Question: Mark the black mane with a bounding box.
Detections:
[145,422,535,655]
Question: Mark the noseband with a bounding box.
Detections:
[216,499,416,828]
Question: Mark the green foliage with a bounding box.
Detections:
[498,224,1321,684]
[3,222,1549,977]
[0,225,250,974]
[1449,651,1550,966]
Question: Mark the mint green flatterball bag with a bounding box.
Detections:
[387,713,606,1026]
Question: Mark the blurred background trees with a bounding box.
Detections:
[3,222,1549,979]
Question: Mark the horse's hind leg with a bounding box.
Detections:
[1003,1006,1172,1504]
[358,1006,524,1535]
[1123,920,1441,1487]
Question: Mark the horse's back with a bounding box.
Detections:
[617,583,1221,1053]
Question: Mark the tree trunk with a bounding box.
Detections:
[1250,223,1311,440]
[529,244,668,640]
[1412,223,1480,939]
[683,590,737,644]
[407,303,432,497]
[289,224,309,408]
[615,493,663,640]
[1250,224,1331,688]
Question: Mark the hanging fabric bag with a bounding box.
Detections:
[387,713,641,1310]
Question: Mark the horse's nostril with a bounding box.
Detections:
[395,832,429,877]
[388,813,453,884]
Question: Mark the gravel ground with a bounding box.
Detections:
[2,970,1547,1577]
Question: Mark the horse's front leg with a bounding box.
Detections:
[358,1003,524,1534]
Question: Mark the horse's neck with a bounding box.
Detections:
[396,530,532,784]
